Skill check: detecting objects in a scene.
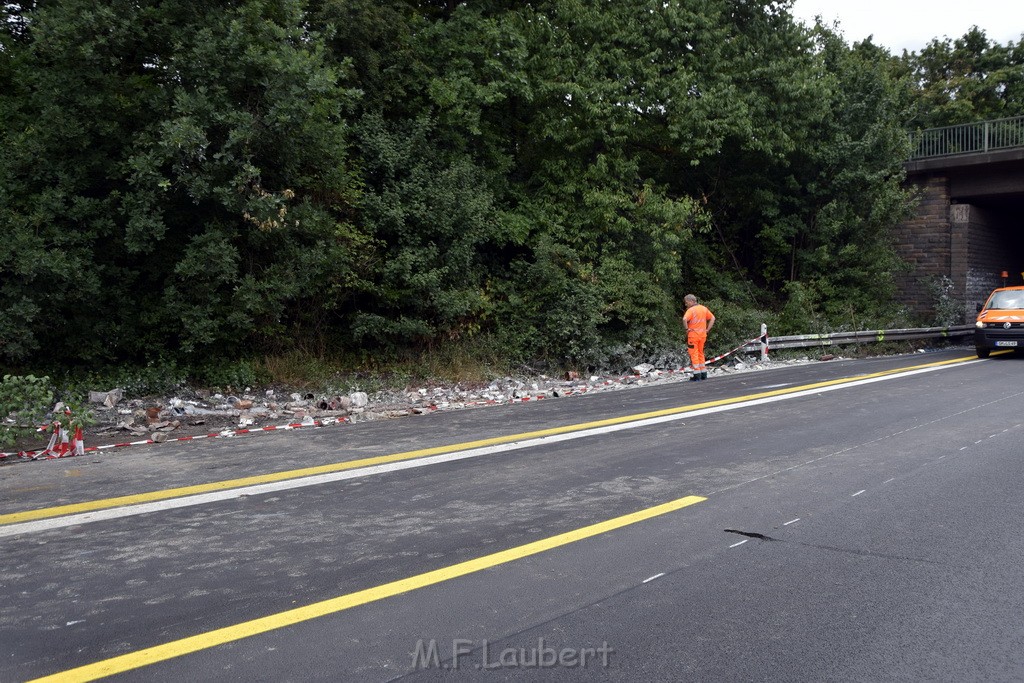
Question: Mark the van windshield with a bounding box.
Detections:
[986,291,1024,310]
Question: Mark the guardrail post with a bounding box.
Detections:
[760,323,768,362]
[984,121,990,153]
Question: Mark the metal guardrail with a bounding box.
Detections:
[739,325,973,354]
[910,116,1024,160]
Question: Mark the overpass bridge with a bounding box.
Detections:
[896,115,1024,322]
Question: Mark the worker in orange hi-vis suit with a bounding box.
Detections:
[683,294,715,381]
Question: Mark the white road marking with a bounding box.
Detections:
[729,540,749,548]
[852,490,865,497]
[783,518,800,526]
[882,478,895,484]
[643,573,665,583]
[960,447,968,451]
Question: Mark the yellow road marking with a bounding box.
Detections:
[28,494,706,682]
[1,354,976,528]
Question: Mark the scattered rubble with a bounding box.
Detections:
[3,353,851,460]
[79,355,816,442]
[87,388,124,408]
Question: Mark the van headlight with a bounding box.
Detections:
[976,321,986,328]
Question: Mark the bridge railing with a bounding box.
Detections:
[910,116,1024,160]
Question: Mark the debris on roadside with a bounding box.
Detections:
[87,388,123,408]
[3,351,864,462]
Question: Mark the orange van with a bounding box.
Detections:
[974,285,1024,357]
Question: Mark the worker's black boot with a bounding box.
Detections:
[700,371,708,380]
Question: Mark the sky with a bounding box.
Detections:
[789,0,1024,54]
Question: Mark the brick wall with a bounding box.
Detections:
[893,176,952,317]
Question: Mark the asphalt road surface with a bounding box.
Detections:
[3,348,1024,682]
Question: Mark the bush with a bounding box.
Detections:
[191,359,270,392]
[0,374,53,448]
[921,275,965,326]
[702,298,779,360]
[62,360,186,400]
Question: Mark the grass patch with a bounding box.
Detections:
[254,336,518,394]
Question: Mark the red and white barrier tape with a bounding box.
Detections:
[703,333,768,366]
[2,421,85,461]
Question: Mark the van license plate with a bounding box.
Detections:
[996,341,1018,347]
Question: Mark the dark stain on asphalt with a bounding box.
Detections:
[724,529,776,541]
[724,529,942,565]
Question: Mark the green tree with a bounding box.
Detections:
[436,0,714,362]
[1,0,966,374]
[903,27,1024,128]
[346,115,506,349]
[657,12,914,331]
[763,32,914,329]
[0,0,364,366]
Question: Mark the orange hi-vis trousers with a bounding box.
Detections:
[687,333,707,372]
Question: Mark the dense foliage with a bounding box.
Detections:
[1,1,1020,373]
[0,374,51,446]
[901,27,1024,128]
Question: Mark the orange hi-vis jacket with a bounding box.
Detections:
[684,304,714,337]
